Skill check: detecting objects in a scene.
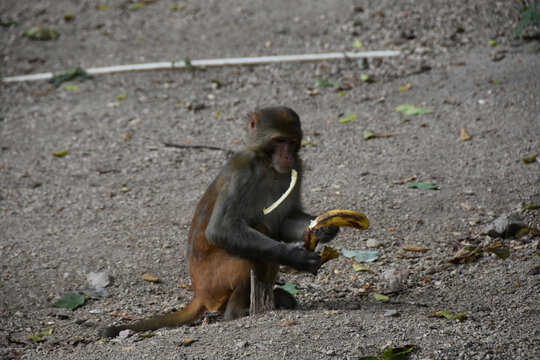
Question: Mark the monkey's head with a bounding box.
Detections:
[247,106,303,174]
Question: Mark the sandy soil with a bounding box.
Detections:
[1,1,539,359]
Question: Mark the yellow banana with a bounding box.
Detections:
[303,209,370,251]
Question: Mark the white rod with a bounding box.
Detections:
[2,50,400,83]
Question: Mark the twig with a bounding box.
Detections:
[163,142,233,155]
[2,51,400,83]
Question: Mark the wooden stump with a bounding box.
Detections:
[249,269,274,316]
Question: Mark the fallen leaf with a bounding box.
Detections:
[381,345,415,359]
[408,182,438,190]
[320,246,340,263]
[53,149,69,157]
[522,153,538,164]
[398,82,412,92]
[179,338,197,347]
[52,293,85,310]
[95,5,109,11]
[341,247,379,262]
[279,282,301,295]
[281,320,297,327]
[178,282,191,289]
[353,263,369,272]
[138,333,156,339]
[142,273,160,283]
[337,91,347,97]
[29,328,53,342]
[487,39,497,47]
[364,130,374,139]
[339,113,357,124]
[460,127,471,141]
[360,73,373,82]
[50,67,92,87]
[485,243,510,259]
[449,245,482,264]
[430,310,467,320]
[64,83,80,91]
[374,293,389,302]
[117,93,127,101]
[301,140,317,147]
[24,26,59,40]
[523,203,540,210]
[315,79,339,88]
[402,245,430,252]
[395,104,433,115]
[353,40,364,48]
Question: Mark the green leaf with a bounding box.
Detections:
[24,26,59,41]
[50,67,92,88]
[127,3,146,10]
[485,245,510,259]
[523,203,540,210]
[374,293,389,302]
[487,39,498,47]
[339,113,358,124]
[360,73,373,82]
[337,91,347,97]
[381,345,415,360]
[64,84,80,91]
[353,264,368,272]
[363,130,374,139]
[353,40,364,49]
[395,104,433,115]
[29,328,53,342]
[117,93,127,101]
[433,310,467,320]
[522,153,538,163]
[279,282,301,295]
[139,333,157,339]
[341,247,379,262]
[52,292,85,310]
[408,182,438,190]
[315,79,339,88]
[53,149,70,157]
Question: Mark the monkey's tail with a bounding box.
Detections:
[100,297,206,338]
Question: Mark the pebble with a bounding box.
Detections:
[366,238,382,248]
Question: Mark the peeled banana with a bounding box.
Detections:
[303,209,370,252]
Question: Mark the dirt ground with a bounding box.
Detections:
[1,1,539,359]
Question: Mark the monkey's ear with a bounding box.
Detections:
[247,112,259,135]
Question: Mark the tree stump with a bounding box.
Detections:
[249,270,274,316]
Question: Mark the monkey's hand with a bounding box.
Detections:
[285,242,321,273]
[313,226,339,244]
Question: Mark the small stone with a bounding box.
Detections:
[366,238,381,248]
[142,273,160,283]
[384,309,399,317]
[87,272,112,288]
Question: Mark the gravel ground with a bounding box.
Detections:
[1,1,539,359]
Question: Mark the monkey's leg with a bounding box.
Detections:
[223,277,251,320]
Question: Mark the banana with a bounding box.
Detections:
[303,209,370,251]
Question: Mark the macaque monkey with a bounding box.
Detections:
[102,106,338,337]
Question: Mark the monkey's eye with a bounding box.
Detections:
[274,137,288,144]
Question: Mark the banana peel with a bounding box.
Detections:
[304,210,370,263]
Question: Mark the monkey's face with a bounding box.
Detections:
[270,136,300,174]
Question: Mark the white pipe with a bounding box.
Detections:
[2,50,400,83]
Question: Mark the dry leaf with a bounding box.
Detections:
[142,273,160,283]
[402,245,430,252]
[460,127,471,141]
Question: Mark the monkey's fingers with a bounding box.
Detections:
[303,209,370,251]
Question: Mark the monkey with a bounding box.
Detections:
[101,106,338,338]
